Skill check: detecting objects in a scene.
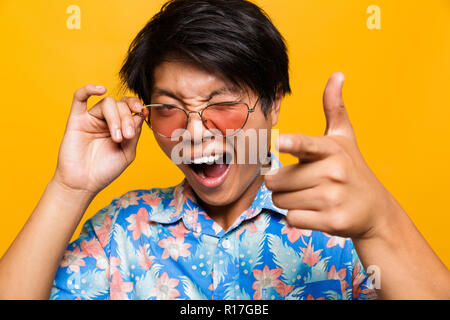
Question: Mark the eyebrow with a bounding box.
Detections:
[152,86,240,102]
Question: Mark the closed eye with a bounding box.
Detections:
[153,104,181,116]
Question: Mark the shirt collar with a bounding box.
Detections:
[147,152,287,236]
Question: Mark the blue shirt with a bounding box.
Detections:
[50,156,377,300]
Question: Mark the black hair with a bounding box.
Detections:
[119,0,291,115]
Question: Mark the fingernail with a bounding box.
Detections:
[279,135,293,149]
[125,125,134,137]
[115,128,122,140]
[95,85,105,90]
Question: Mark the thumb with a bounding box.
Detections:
[323,72,354,138]
[70,84,107,116]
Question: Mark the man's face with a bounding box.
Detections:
[151,60,280,207]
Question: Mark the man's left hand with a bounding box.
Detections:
[265,72,397,240]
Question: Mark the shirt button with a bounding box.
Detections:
[222,239,231,249]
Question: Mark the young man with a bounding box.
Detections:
[0,0,448,300]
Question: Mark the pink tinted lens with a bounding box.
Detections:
[149,105,187,137]
[202,103,248,136]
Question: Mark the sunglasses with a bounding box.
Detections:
[138,98,259,138]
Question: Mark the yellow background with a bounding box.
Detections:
[0,1,449,267]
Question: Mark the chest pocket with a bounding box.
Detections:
[291,279,342,300]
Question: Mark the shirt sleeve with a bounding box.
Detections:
[350,246,378,300]
[49,199,117,300]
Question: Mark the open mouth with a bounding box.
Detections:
[187,152,232,188]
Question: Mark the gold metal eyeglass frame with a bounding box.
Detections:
[136,97,259,138]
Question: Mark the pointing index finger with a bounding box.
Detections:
[277,133,335,161]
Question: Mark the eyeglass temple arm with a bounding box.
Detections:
[249,96,260,112]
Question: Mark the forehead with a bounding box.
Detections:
[152,60,244,100]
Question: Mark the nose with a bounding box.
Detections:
[185,111,212,146]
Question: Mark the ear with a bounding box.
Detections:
[270,87,283,127]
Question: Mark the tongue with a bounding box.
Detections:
[203,163,228,178]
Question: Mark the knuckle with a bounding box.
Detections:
[328,138,344,154]
[121,96,142,110]
[122,116,134,127]
[325,157,348,183]
[328,212,349,234]
[127,96,140,104]
[327,163,347,183]
[295,135,313,155]
[121,95,135,101]
[73,87,84,99]
[73,84,94,98]
[305,139,318,155]
[119,101,133,115]
[102,96,116,104]
[323,187,343,208]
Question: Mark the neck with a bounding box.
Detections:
[197,173,264,232]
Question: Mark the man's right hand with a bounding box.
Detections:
[52,84,147,195]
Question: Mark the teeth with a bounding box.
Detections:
[192,154,222,165]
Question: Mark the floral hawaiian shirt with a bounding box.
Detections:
[50,155,377,300]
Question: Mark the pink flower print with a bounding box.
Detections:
[110,257,121,276]
[60,247,86,273]
[323,233,347,249]
[235,221,257,239]
[169,186,187,217]
[151,272,180,300]
[158,237,191,261]
[140,191,161,206]
[275,281,294,297]
[245,222,258,233]
[116,191,139,209]
[352,261,364,298]
[362,287,378,299]
[281,224,312,243]
[110,271,133,300]
[95,255,108,271]
[306,294,325,300]
[183,206,200,233]
[96,214,112,248]
[351,261,378,299]
[300,239,323,267]
[169,198,177,208]
[252,265,291,299]
[168,222,189,238]
[327,265,349,292]
[80,238,103,258]
[327,265,347,280]
[244,208,258,219]
[137,244,155,270]
[79,239,108,270]
[185,205,200,220]
[126,207,151,240]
